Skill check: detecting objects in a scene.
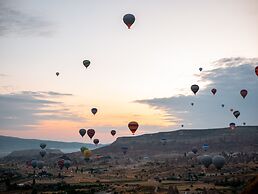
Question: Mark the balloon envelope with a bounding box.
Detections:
[56,72,59,76]
[31,160,37,169]
[255,66,258,76]
[201,155,212,168]
[123,14,135,29]
[91,108,97,115]
[240,89,248,99]
[111,130,116,136]
[39,149,46,158]
[87,129,95,139]
[83,60,90,68]
[64,160,71,169]
[221,104,225,108]
[121,146,128,155]
[211,88,217,95]
[191,84,199,95]
[40,143,46,149]
[199,67,203,71]
[233,111,240,118]
[37,160,44,169]
[229,122,236,130]
[93,139,99,145]
[202,144,209,151]
[212,155,225,170]
[128,121,139,135]
[80,146,88,153]
[192,147,198,154]
[57,159,64,170]
[83,150,92,159]
[79,128,86,137]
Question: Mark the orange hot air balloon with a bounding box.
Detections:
[255,66,258,76]
[128,121,139,135]
[211,88,217,95]
[240,89,248,99]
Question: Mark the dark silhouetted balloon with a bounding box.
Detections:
[201,155,212,168]
[57,159,64,170]
[111,130,116,136]
[87,129,95,139]
[255,66,258,76]
[93,138,99,145]
[229,122,236,130]
[31,160,37,169]
[83,60,90,68]
[192,147,198,154]
[79,128,86,137]
[199,67,203,72]
[160,138,167,145]
[40,143,46,149]
[121,146,128,155]
[230,108,234,112]
[221,104,225,108]
[191,102,194,106]
[39,149,46,158]
[233,111,240,119]
[181,124,184,128]
[37,160,44,169]
[128,121,139,135]
[240,89,248,99]
[56,72,59,76]
[211,88,217,95]
[64,160,71,170]
[123,14,135,29]
[243,122,246,126]
[91,108,97,115]
[212,155,225,170]
[191,84,199,95]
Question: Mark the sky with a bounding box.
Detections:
[0,0,258,143]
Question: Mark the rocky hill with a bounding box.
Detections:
[93,126,258,158]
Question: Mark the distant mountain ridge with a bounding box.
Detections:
[0,135,103,157]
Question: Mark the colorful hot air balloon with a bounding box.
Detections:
[211,88,217,95]
[111,130,116,136]
[191,84,199,95]
[229,122,236,130]
[39,149,46,158]
[83,150,92,161]
[128,121,139,135]
[87,129,95,139]
[56,72,59,76]
[40,143,46,149]
[255,66,258,76]
[91,108,97,115]
[233,111,240,119]
[57,159,65,170]
[212,155,225,170]
[93,139,99,145]
[240,89,248,99]
[199,67,203,72]
[123,14,135,29]
[80,146,88,153]
[83,60,90,68]
[79,128,86,137]
[201,155,212,168]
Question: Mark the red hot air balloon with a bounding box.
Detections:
[128,121,139,135]
[111,130,116,136]
[191,84,199,95]
[79,128,86,137]
[240,89,248,99]
[211,88,217,95]
[255,66,258,76]
[87,129,95,139]
[123,14,135,29]
[93,139,99,145]
[57,159,65,170]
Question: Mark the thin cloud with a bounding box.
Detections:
[135,58,258,128]
[0,91,84,130]
[0,2,53,36]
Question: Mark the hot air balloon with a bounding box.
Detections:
[123,14,135,29]
[181,125,184,128]
[83,60,90,68]
[80,146,88,153]
[64,160,71,170]
[243,122,246,126]
[201,155,212,168]
[111,130,116,136]
[160,138,167,146]
[128,121,139,135]
[230,108,234,112]
[91,108,97,115]
[197,155,203,164]
[191,84,199,95]
[199,67,203,72]
[187,151,195,159]
[192,147,198,154]
[240,89,248,99]
[31,159,37,169]
[40,143,46,149]
[121,146,128,155]
[255,66,258,76]
[57,159,65,170]
[37,161,44,169]
[93,139,99,145]
[83,150,92,161]
[221,104,225,108]
[56,72,59,76]
[202,144,209,151]
[212,155,225,170]
[229,122,236,130]
[191,102,194,106]
[87,129,95,139]
[39,149,46,158]
[211,88,217,95]
[233,111,240,119]
[79,128,86,137]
